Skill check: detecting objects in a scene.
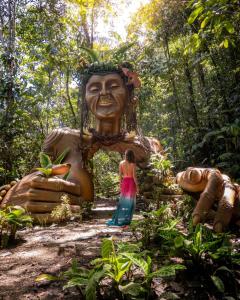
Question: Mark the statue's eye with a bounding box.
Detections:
[110,84,119,89]
[89,86,99,92]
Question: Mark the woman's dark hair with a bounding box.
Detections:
[125,149,135,163]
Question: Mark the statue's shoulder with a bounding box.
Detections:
[124,132,164,155]
[43,128,83,157]
[43,127,79,148]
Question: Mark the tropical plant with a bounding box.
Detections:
[0,206,32,248]
[63,238,185,300]
[174,224,230,265]
[130,205,180,251]
[36,149,70,178]
[148,153,173,182]
[173,224,240,297]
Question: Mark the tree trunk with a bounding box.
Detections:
[184,60,199,127]
[66,68,77,127]
[163,36,182,127]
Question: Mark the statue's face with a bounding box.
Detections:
[85,73,127,120]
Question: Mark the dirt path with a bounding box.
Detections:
[0,199,132,300]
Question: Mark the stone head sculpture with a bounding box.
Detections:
[81,62,140,136]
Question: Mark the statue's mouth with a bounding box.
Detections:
[98,96,114,107]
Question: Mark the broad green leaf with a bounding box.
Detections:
[117,242,141,253]
[36,168,52,177]
[211,275,225,293]
[86,269,106,300]
[39,152,52,168]
[147,256,152,274]
[119,282,143,296]
[201,16,210,29]
[91,257,109,266]
[122,253,149,275]
[53,148,70,165]
[174,235,184,248]
[215,266,233,274]
[225,23,235,34]
[35,274,58,282]
[223,39,229,48]
[188,6,204,24]
[63,277,88,289]
[101,238,114,258]
[115,260,131,282]
[150,264,186,278]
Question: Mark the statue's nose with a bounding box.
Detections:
[100,84,109,96]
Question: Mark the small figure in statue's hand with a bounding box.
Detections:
[176,167,240,232]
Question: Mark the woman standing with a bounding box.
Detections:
[107,149,139,227]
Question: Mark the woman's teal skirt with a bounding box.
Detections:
[106,177,136,226]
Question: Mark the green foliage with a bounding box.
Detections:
[36,149,70,177]
[53,148,70,165]
[51,194,73,222]
[92,151,121,198]
[63,238,185,299]
[173,224,232,264]
[127,0,240,179]
[129,201,239,298]
[39,152,52,168]
[149,153,173,179]
[130,205,180,250]
[187,0,239,50]
[0,206,32,248]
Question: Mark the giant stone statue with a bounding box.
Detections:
[0,62,163,222]
[0,62,239,232]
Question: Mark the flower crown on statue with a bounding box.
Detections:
[79,61,141,88]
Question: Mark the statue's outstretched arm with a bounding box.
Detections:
[0,128,94,223]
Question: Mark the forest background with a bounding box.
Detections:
[0,0,240,189]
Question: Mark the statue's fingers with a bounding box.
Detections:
[30,177,81,196]
[11,189,81,205]
[192,171,224,225]
[213,183,237,233]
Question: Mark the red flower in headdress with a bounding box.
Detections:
[121,67,141,88]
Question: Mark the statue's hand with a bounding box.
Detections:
[1,171,83,222]
[177,167,240,232]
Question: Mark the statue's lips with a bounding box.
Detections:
[97,97,115,107]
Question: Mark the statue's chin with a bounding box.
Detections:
[94,106,122,120]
